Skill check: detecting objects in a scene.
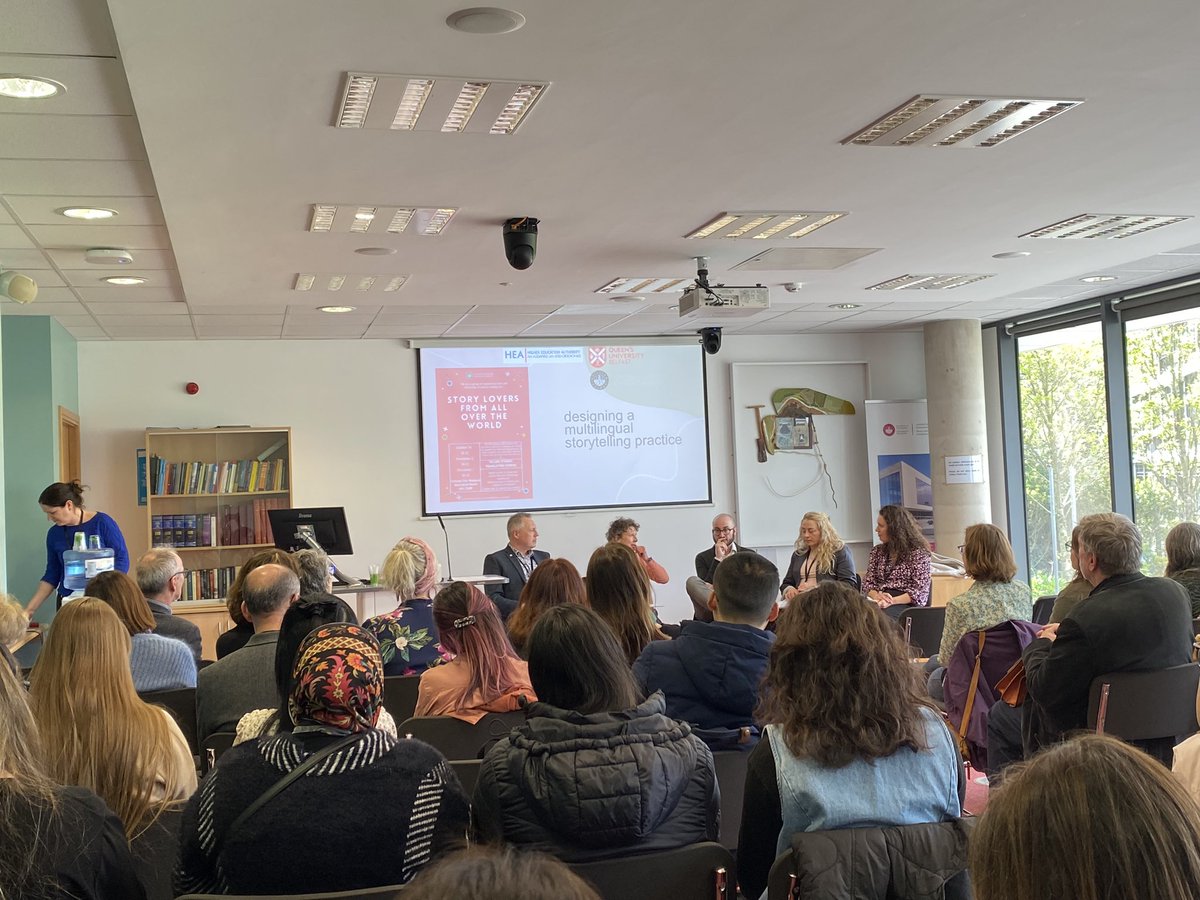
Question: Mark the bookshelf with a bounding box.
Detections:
[144,426,293,602]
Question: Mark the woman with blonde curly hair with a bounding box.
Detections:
[29,598,197,840]
[362,536,447,676]
[780,511,857,601]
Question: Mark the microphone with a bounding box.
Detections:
[437,515,454,581]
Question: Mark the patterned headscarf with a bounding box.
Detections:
[288,623,384,733]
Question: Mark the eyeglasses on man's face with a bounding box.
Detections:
[713,526,734,534]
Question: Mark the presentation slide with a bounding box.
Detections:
[418,343,711,514]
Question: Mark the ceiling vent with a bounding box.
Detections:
[844,95,1081,148]
[335,74,547,134]
[1020,213,1193,240]
[868,274,995,290]
[594,277,692,294]
[308,205,457,235]
[294,274,408,293]
[685,211,846,240]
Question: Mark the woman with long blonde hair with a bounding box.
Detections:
[30,598,197,839]
[780,511,857,601]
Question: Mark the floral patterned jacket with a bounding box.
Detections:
[362,598,449,677]
[861,545,932,608]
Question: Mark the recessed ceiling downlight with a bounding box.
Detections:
[102,276,146,285]
[58,207,118,220]
[446,7,526,34]
[1080,275,1118,283]
[318,306,356,313]
[355,247,396,256]
[993,251,1031,259]
[830,303,862,309]
[0,75,64,99]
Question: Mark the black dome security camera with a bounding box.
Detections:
[699,326,722,355]
[503,217,539,270]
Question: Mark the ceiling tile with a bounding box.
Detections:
[444,325,525,336]
[0,57,132,116]
[64,329,110,340]
[54,315,100,327]
[96,315,196,330]
[364,325,448,338]
[46,247,176,269]
[84,301,189,316]
[0,160,155,196]
[0,3,118,56]
[196,330,282,340]
[0,225,35,249]
[5,195,164,226]
[282,322,370,337]
[732,247,883,271]
[0,206,12,225]
[0,300,87,316]
[76,286,184,303]
[0,116,144,162]
[29,224,170,250]
[373,307,471,324]
[17,286,76,302]
[0,267,67,287]
[184,304,288,316]
[192,315,283,328]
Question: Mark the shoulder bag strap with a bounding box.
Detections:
[211,732,366,861]
[957,630,987,751]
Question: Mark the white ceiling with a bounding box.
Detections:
[3,0,1200,340]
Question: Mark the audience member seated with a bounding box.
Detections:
[685,512,750,621]
[406,846,601,900]
[176,623,470,895]
[1,659,146,900]
[233,595,398,744]
[972,734,1200,900]
[1048,524,1092,623]
[862,504,932,617]
[506,558,588,658]
[29,598,197,840]
[136,548,203,664]
[483,513,550,620]
[926,524,1031,702]
[0,594,27,676]
[607,516,669,584]
[1023,513,1192,764]
[293,546,334,598]
[1172,677,1200,800]
[1166,521,1200,616]
[587,542,669,665]
[780,511,857,602]
[737,582,961,900]
[86,570,196,693]
[215,549,298,659]
[415,581,535,722]
[634,550,778,749]
[475,605,719,860]
[197,563,299,743]
[362,536,447,676]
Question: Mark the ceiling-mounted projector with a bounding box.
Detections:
[84,247,134,265]
[0,269,38,304]
[677,255,770,318]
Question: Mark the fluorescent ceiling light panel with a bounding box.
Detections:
[844,95,1082,148]
[685,211,846,240]
[384,276,408,292]
[594,277,691,294]
[307,204,458,235]
[294,274,316,291]
[1020,214,1193,240]
[327,275,346,291]
[868,274,995,290]
[335,73,548,134]
[292,274,405,293]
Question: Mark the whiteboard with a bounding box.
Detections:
[730,362,871,547]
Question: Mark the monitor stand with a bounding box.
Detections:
[293,524,362,586]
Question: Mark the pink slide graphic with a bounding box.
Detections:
[437,367,533,502]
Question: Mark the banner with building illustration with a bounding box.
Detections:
[864,400,935,550]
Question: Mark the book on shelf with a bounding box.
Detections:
[179,565,238,602]
[148,455,287,495]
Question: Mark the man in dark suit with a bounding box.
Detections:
[482,513,549,620]
[136,547,204,664]
[1023,512,1192,763]
[685,513,751,621]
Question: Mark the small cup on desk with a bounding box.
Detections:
[368,564,380,586]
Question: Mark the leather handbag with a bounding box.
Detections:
[996,657,1027,707]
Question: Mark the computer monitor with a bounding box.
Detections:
[268,507,354,556]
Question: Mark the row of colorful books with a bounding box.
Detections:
[151,499,286,547]
[149,456,287,495]
[179,566,239,602]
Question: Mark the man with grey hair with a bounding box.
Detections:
[136,547,203,664]
[1022,512,1192,763]
[482,513,549,620]
[196,563,300,742]
[293,548,333,598]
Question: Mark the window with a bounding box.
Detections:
[1017,322,1113,595]
[1126,308,1200,571]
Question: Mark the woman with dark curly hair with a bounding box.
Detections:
[737,581,961,899]
[862,504,932,617]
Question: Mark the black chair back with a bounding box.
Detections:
[448,758,482,796]
[712,750,749,850]
[139,687,198,755]
[131,806,184,900]
[897,607,946,659]
[399,711,524,760]
[1031,595,1056,625]
[1087,663,1200,741]
[381,675,421,724]
[176,886,405,899]
[570,842,733,900]
[201,731,237,775]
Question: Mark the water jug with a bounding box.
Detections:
[84,534,116,579]
[62,532,88,591]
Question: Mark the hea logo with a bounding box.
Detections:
[503,348,526,363]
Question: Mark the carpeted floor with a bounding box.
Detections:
[963,766,989,814]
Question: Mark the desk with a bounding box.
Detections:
[335,575,507,620]
[930,574,974,608]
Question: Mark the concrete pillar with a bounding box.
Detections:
[923,320,991,556]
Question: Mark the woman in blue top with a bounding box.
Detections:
[24,481,130,619]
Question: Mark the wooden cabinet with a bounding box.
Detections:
[144,427,292,602]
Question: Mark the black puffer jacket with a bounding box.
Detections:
[473,691,720,860]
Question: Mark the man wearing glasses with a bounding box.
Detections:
[136,547,203,664]
[686,513,752,621]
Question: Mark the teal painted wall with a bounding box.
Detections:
[2,317,78,620]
